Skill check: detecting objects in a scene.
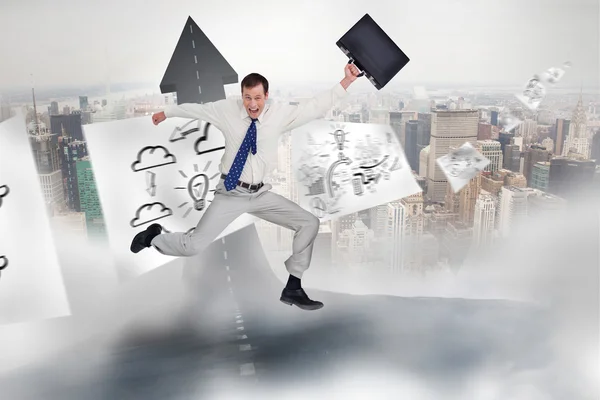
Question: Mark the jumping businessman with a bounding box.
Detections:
[131,63,361,310]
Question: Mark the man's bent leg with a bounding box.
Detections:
[248,191,322,310]
[151,194,248,257]
[249,192,320,278]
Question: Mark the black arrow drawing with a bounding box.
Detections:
[160,16,238,104]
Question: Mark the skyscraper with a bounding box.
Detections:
[530,161,551,192]
[591,131,600,165]
[548,157,596,199]
[554,118,570,156]
[458,174,481,226]
[504,144,521,172]
[76,157,106,239]
[473,190,496,247]
[498,186,536,237]
[523,144,551,185]
[477,140,503,173]
[427,109,479,202]
[562,94,589,158]
[404,120,420,172]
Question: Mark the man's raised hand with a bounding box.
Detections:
[152,111,167,125]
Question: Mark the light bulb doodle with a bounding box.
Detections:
[174,161,220,216]
[331,129,349,151]
[188,174,209,211]
[0,184,9,208]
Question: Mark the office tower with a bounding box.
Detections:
[481,173,504,196]
[548,157,596,199]
[498,132,514,155]
[445,180,460,214]
[523,144,551,185]
[477,140,503,173]
[389,111,404,147]
[504,144,521,172]
[76,157,106,239]
[473,190,496,247]
[518,119,538,142]
[419,146,430,177]
[478,123,492,140]
[28,114,65,211]
[490,110,499,126]
[417,113,431,145]
[502,170,527,187]
[50,113,84,142]
[458,174,481,226]
[49,101,59,116]
[530,162,551,192]
[405,120,420,171]
[497,186,536,237]
[59,135,88,211]
[562,94,589,158]
[554,118,570,155]
[591,131,600,165]
[79,96,89,111]
[398,192,424,272]
[427,110,479,202]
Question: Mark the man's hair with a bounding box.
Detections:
[241,73,269,94]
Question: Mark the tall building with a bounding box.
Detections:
[478,123,492,140]
[404,120,420,171]
[50,113,84,142]
[504,143,521,172]
[498,132,514,155]
[49,101,59,116]
[530,161,551,192]
[518,119,538,142]
[427,109,479,202]
[497,186,537,237]
[79,96,89,111]
[490,110,499,126]
[548,157,596,199]
[477,140,503,173]
[554,118,570,155]
[472,190,496,247]
[458,174,481,226]
[76,157,106,239]
[523,144,551,185]
[398,193,425,272]
[419,145,430,177]
[562,94,589,158]
[59,135,89,211]
[417,113,432,149]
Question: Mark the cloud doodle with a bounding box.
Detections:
[131,146,177,172]
[130,202,173,228]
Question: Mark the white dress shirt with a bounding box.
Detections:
[164,83,348,184]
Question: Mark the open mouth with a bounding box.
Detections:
[249,108,259,115]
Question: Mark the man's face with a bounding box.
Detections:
[242,84,268,119]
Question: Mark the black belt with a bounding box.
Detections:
[220,174,264,191]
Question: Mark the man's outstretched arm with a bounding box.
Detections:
[279,63,361,132]
[152,100,229,128]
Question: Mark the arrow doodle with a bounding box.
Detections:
[146,171,157,197]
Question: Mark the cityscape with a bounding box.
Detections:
[0,82,598,278]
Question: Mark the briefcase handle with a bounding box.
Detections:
[347,59,365,77]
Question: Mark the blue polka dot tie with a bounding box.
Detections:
[224,118,258,191]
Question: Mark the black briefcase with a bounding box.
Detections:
[337,14,410,90]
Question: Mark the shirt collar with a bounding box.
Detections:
[239,100,271,123]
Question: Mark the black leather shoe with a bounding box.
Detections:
[130,223,163,253]
[280,288,324,311]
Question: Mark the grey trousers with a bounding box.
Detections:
[150,179,320,279]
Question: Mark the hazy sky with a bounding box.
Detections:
[0,0,598,91]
